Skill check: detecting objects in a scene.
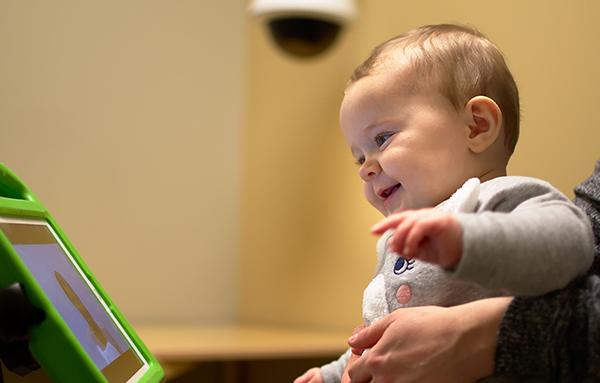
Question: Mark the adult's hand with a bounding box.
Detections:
[347,297,513,383]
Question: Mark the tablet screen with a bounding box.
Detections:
[0,218,149,382]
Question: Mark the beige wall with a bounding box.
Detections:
[240,0,600,331]
[1,1,598,333]
[0,1,245,324]
[240,13,374,330]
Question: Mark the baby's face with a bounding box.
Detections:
[340,67,475,216]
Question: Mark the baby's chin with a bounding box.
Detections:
[371,197,413,216]
[382,200,425,216]
[382,205,408,216]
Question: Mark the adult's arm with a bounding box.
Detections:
[494,275,600,380]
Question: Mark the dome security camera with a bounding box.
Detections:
[249,0,357,58]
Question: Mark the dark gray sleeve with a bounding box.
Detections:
[494,274,600,381]
[320,349,351,383]
[452,177,594,295]
[494,161,600,381]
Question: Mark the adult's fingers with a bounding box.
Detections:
[352,324,366,335]
[350,324,367,355]
[346,351,373,383]
[348,316,390,349]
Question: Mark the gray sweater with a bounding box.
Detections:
[494,161,600,381]
[321,176,595,383]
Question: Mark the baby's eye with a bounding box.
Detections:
[374,132,394,148]
[355,156,365,166]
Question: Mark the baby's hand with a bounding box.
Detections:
[294,367,323,383]
[372,208,463,268]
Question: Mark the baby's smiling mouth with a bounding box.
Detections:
[379,184,401,199]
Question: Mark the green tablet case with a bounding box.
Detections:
[0,164,164,382]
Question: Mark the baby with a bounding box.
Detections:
[295,24,594,383]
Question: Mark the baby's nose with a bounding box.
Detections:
[359,159,381,181]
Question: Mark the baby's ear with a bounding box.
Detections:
[464,96,503,154]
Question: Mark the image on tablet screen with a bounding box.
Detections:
[0,218,149,382]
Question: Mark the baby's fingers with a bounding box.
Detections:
[387,214,419,254]
[405,214,462,268]
[293,368,320,383]
[404,218,437,259]
[371,213,407,234]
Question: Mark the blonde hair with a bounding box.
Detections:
[349,24,520,154]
